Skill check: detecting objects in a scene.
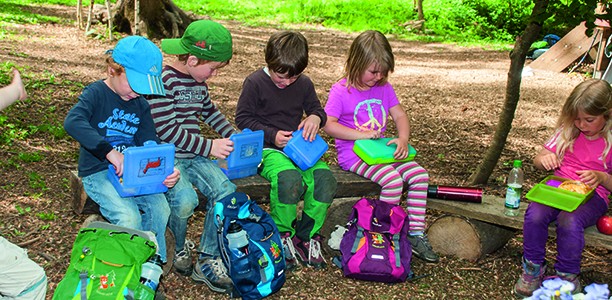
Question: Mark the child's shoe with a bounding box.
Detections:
[191,256,233,293]
[173,240,195,276]
[292,234,327,269]
[407,233,440,263]
[280,232,299,271]
[555,270,582,294]
[513,257,547,298]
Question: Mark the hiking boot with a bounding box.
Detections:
[191,256,233,293]
[407,233,440,263]
[513,257,546,298]
[280,232,299,271]
[292,234,327,269]
[173,240,195,276]
[556,270,582,294]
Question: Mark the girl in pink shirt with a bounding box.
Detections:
[514,79,612,297]
[324,30,438,263]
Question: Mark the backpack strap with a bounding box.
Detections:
[392,234,401,268]
[79,271,88,300]
[258,255,269,282]
[351,227,365,254]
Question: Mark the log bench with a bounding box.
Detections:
[69,168,612,265]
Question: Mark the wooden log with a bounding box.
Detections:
[427,215,516,262]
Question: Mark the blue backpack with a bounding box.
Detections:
[214,192,286,300]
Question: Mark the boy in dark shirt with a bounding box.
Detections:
[235,31,337,270]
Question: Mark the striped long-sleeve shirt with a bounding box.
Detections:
[148,65,236,159]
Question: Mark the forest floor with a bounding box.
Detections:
[0,4,610,299]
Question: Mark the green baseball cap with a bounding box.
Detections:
[161,20,233,62]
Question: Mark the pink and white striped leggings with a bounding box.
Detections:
[349,160,429,232]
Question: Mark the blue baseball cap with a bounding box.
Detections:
[110,36,164,96]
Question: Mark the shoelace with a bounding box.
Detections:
[176,240,196,258]
[282,237,298,260]
[308,238,326,263]
[210,258,230,279]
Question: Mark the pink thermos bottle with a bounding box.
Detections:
[427,185,483,203]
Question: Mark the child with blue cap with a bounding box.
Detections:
[64,35,181,267]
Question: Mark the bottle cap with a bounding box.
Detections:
[228,221,242,234]
[513,160,522,168]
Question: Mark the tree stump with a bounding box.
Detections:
[427,215,516,262]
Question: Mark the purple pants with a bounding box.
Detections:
[523,194,608,274]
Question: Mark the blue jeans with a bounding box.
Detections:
[82,170,171,262]
[523,194,608,274]
[165,164,199,253]
[176,156,236,256]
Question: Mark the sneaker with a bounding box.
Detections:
[173,240,195,276]
[292,234,327,269]
[407,233,440,263]
[555,271,582,294]
[191,256,233,293]
[280,232,299,271]
[513,257,547,298]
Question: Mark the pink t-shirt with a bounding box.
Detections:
[324,79,400,170]
[545,129,612,202]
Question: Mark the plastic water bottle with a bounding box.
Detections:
[227,221,249,257]
[140,257,163,292]
[226,221,251,275]
[504,160,524,216]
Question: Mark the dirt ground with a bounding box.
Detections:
[0,4,610,300]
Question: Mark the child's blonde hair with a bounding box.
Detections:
[555,79,612,164]
[343,30,394,89]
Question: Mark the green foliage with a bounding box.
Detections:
[15,204,31,215]
[1,0,65,26]
[18,151,43,163]
[36,211,57,221]
[28,171,48,191]
[175,0,594,44]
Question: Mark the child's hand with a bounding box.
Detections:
[538,152,560,171]
[163,167,181,188]
[275,130,293,148]
[106,149,124,177]
[388,137,409,160]
[576,170,606,189]
[298,115,321,142]
[359,129,381,140]
[211,138,234,159]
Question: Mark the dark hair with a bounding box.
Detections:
[265,31,308,77]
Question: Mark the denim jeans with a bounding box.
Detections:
[523,193,608,274]
[176,156,236,256]
[82,170,171,262]
[164,164,199,252]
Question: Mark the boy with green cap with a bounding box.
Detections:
[148,20,237,294]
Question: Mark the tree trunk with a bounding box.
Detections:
[469,0,550,185]
[112,0,193,39]
[416,0,424,21]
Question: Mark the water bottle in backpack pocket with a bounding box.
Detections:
[339,198,412,283]
[214,192,286,300]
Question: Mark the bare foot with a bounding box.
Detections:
[11,69,27,101]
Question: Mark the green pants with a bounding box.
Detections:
[260,150,337,240]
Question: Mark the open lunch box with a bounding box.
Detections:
[525,175,595,212]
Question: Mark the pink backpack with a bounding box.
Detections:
[339,198,412,283]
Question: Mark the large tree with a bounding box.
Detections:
[112,0,194,39]
[469,0,604,184]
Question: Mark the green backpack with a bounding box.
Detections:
[53,226,157,300]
